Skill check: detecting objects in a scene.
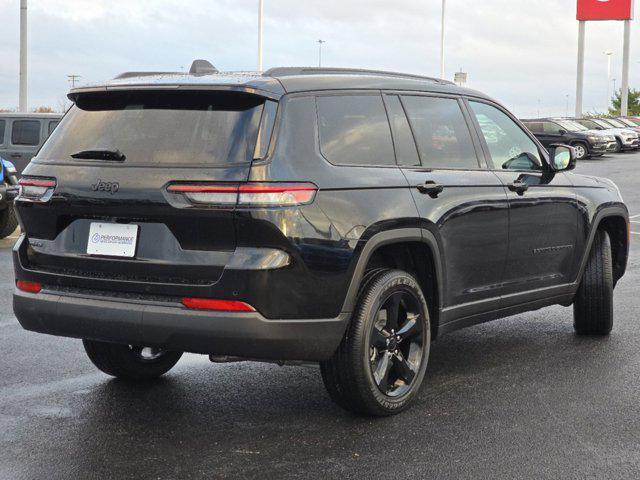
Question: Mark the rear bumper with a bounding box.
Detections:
[13,289,349,361]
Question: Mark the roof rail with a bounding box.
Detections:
[262,67,455,85]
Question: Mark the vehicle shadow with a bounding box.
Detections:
[43,309,630,479]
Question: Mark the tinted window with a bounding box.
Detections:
[524,121,543,133]
[48,121,60,136]
[384,95,419,166]
[317,95,395,166]
[401,96,478,169]
[254,100,277,159]
[542,121,564,134]
[470,101,542,171]
[39,91,265,165]
[12,120,40,146]
[0,120,5,144]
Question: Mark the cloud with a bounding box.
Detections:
[0,0,636,116]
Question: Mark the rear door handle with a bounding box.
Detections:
[9,154,21,158]
[508,180,529,195]
[417,181,444,198]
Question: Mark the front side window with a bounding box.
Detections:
[0,120,5,144]
[401,96,478,169]
[12,120,40,146]
[470,101,542,171]
[542,121,564,134]
[316,95,395,166]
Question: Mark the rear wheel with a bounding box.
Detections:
[572,142,588,160]
[320,269,431,416]
[573,230,614,336]
[0,203,18,239]
[83,339,183,380]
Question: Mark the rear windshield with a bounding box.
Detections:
[38,91,266,166]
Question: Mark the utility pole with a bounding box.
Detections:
[575,21,585,118]
[19,0,28,112]
[318,39,325,67]
[67,75,81,88]
[257,0,264,71]
[440,0,446,79]
[621,19,631,116]
[604,51,613,111]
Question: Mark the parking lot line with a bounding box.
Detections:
[632,232,640,236]
[631,214,640,219]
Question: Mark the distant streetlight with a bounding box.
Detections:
[440,0,446,79]
[565,94,570,117]
[604,51,613,110]
[257,0,264,71]
[317,39,326,67]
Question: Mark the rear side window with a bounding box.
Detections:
[12,120,40,146]
[0,120,5,144]
[38,91,265,166]
[401,96,479,169]
[316,95,395,166]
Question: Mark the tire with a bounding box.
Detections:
[573,230,614,336]
[320,269,431,416]
[83,339,183,380]
[614,139,623,153]
[0,204,18,239]
[572,142,588,160]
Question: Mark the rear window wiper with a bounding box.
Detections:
[70,149,126,162]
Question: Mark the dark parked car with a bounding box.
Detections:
[573,117,640,151]
[521,118,616,159]
[13,62,629,416]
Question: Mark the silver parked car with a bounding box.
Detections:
[0,113,63,174]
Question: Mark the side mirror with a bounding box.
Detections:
[548,144,576,172]
[558,129,567,135]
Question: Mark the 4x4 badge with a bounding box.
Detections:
[91,180,120,194]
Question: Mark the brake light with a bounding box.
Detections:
[18,177,56,201]
[167,183,317,207]
[181,298,255,312]
[16,280,42,293]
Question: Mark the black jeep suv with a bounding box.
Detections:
[13,62,629,416]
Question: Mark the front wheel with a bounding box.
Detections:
[83,340,183,380]
[572,142,588,160]
[320,269,431,416]
[573,230,614,335]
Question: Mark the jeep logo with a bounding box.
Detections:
[91,180,120,194]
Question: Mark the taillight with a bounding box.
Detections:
[16,280,42,293]
[18,177,56,202]
[167,183,317,207]
[181,298,255,312]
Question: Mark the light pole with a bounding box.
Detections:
[604,51,613,111]
[440,0,446,79]
[317,39,325,67]
[19,0,28,112]
[257,0,264,71]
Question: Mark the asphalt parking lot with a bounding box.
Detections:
[1,153,640,480]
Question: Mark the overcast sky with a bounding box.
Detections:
[0,0,637,117]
